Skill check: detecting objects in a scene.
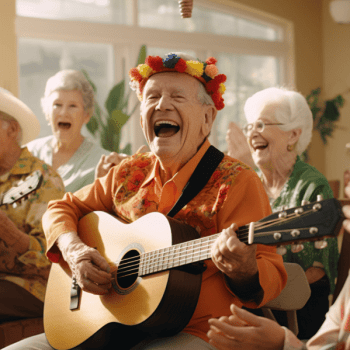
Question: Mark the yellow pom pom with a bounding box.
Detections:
[219,83,226,94]
[138,64,153,78]
[186,61,204,77]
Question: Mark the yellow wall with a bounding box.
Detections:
[0,1,18,96]
[323,0,350,197]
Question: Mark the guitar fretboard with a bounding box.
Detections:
[139,234,220,276]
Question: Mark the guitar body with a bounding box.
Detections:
[44,212,202,350]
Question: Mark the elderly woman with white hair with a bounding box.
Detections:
[26,70,108,193]
[226,87,339,339]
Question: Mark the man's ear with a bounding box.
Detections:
[7,120,21,141]
[201,105,217,137]
[288,128,302,146]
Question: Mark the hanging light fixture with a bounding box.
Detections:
[178,0,193,18]
[330,0,350,23]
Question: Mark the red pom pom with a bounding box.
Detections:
[138,79,147,94]
[214,74,227,84]
[145,56,163,71]
[206,57,217,65]
[206,79,220,93]
[211,92,225,110]
[174,58,187,73]
[129,68,143,82]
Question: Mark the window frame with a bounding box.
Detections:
[15,0,295,152]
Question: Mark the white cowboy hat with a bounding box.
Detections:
[0,88,40,145]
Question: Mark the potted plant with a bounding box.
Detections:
[83,45,147,154]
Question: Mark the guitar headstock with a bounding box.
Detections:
[251,198,345,246]
[0,170,43,207]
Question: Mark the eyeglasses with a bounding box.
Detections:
[242,120,284,135]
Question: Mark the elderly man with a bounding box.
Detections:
[5,53,287,350]
[0,89,65,323]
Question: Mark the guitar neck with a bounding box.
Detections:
[118,198,343,279]
[137,228,249,276]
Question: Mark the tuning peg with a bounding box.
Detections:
[314,240,328,249]
[12,202,17,209]
[301,200,310,206]
[317,194,324,202]
[276,246,287,255]
[291,244,304,253]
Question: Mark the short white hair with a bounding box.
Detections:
[244,87,313,154]
[41,69,95,117]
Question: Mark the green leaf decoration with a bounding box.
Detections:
[83,45,146,153]
[105,80,125,115]
[305,87,345,146]
[137,45,147,66]
[81,69,97,93]
[86,114,99,135]
[323,101,340,122]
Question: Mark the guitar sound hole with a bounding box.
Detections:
[117,249,140,289]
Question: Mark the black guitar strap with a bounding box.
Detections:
[167,145,224,218]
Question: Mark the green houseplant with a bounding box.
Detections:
[83,45,147,155]
[306,87,345,144]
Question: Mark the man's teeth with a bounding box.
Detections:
[155,121,178,127]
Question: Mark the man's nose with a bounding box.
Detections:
[155,96,173,111]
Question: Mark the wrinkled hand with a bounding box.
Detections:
[0,210,20,244]
[57,232,112,295]
[207,304,285,350]
[211,223,258,282]
[343,185,350,232]
[226,122,255,168]
[95,145,148,179]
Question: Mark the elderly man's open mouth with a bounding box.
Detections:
[154,121,180,138]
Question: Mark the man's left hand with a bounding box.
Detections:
[211,223,258,283]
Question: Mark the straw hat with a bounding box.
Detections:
[0,88,40,144]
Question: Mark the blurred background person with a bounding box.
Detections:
[225,87,339,339]
[0,88,65,323]
[27,70,108,193]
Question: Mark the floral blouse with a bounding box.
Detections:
[0,147,65,302]
[269,156,339,294]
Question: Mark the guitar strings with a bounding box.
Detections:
[116,207,313,270]
[117,225,314,279]
[116,209,316,276]
[116,209,317,278]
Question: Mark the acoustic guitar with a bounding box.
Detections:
[44,198,344,350]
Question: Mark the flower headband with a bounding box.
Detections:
[129,53,227,110]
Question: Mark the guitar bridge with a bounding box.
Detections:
[70,276,81,311]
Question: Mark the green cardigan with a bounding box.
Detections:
[267,156,339,294]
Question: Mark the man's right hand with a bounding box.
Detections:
[57,232,112,295]
[95,145,148,179]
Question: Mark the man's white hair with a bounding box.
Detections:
[244,87,313,155]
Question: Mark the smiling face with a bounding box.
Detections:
[46,90,91,144]
[247,103,296,169]
[140,72,216,170]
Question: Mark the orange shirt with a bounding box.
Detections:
[43,139,287,342]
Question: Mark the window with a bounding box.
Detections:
[16,0,294,153]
